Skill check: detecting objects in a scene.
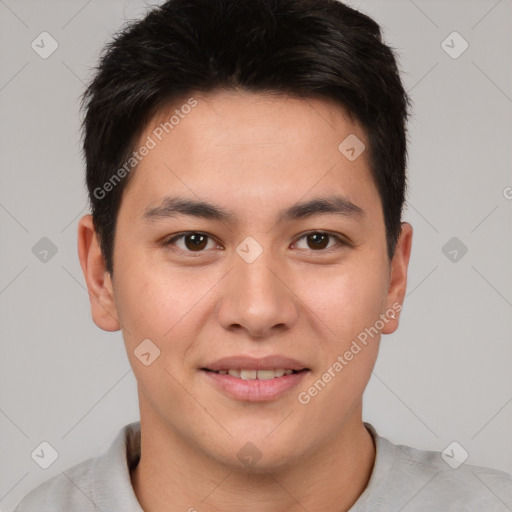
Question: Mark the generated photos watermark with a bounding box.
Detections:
[93,97,198,200]
[298,302,402,405]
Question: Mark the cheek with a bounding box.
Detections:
[112,260,222,387]
[113,267,202,412]
[294,267,385,422]
[113,258,203,341]
[296,260,388,346]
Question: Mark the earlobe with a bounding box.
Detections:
[381,221,413,335]
[77,214,121,332]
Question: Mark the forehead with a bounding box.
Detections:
[120,90,381,225]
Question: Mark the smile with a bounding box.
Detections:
[201,367,309,401]
[204,368,303,380]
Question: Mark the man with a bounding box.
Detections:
[14,0,512,510]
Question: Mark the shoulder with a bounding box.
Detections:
[356,423,512,511]
[12,456,97,511]
[393,440,512,507]
[13,422,142,512]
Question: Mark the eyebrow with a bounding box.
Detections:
[142,195,365,224]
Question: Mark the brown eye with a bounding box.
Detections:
[294,231,344,251]
[307,232,330,250]
[183,233,208,251]
[165,232,217,252]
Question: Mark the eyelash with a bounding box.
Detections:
[164,231,347,255]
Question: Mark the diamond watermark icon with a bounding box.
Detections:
[442,236,468,263]
[134,338,161,366]
[338,134,365,161]
[441,441,469,469]
[441,31,468,59]
[31,31,59,59]
[236,236,263,264]
[32,237,58,263]
[31,441,59,469]
[237,442,262,467]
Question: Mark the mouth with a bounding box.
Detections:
[201,368,307,380]
[200,356,310,401]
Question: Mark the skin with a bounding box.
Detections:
[78,90,413,512]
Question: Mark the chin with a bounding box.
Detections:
[209,434,307,474]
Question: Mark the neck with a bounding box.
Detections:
[131,403,375,512]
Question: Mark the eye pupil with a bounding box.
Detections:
[173,232,336,253]
[185,233,208,251]
[307,233,329,250]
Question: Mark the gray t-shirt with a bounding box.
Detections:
[13,421,512,511]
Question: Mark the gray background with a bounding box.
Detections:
[1,0,511,510]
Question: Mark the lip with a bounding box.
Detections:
[203,355,309,372]
[202,369,309,402]
[200,355,310,402]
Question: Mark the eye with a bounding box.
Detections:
[293,231,345,251]
[164,230,346,255]
[165,232,220,253]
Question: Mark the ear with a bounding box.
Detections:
[77,214,120,331]
[381,222,413,335]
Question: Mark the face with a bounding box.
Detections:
[79,90,412,470]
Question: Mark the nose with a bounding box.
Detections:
[215,248,300,339]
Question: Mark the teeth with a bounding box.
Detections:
[257,370,276,380]
[240,369,257,380]
[217,369,297,380]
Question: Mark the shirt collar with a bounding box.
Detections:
[90,420,392,511]
[91,421,143,511]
